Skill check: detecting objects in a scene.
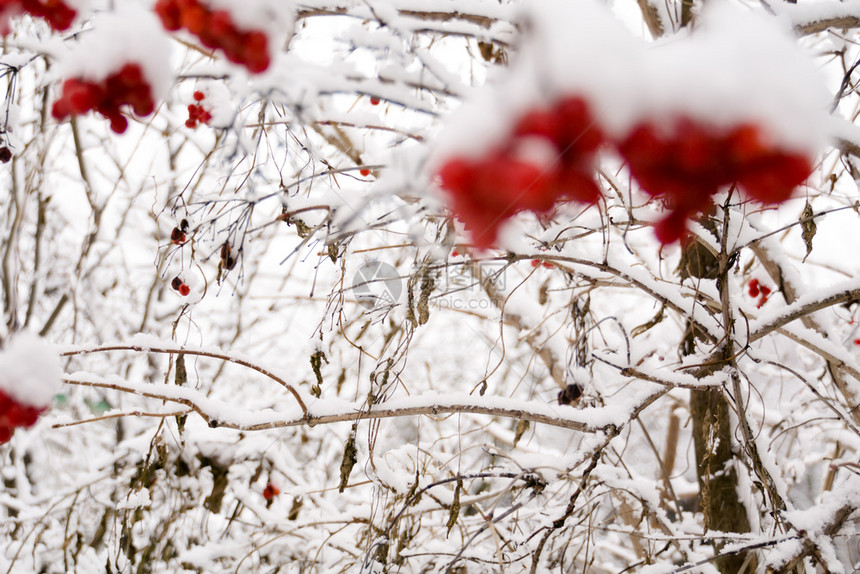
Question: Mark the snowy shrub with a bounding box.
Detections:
[0,0,859,572]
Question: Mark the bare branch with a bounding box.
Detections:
[60,342,308,415]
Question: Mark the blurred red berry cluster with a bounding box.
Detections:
[186,90,212,128]
[618,119,813,244]
[530,259,554,268]
[747,278,772,308]
[155,0,270,73]
[437,97,603,249]
[0,0,76,33]
[51,63,155,134]
[0,389,46,444]
[438,101,814,249]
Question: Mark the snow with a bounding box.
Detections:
[117,487,151,509]
[207,0,294,34]
[625,2,829,153]
[55,4,173,99]
[0,332,61,407]
[750,276,860,340]
[431,0,829,167]
[1,0,858,571]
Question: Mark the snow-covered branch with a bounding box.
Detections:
[62,371,669,434]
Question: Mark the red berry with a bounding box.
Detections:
[170,227,186,244]
[117,63,143,86]
[739,154,811,204]
[854,338,860,345]
[193,90,205,101]
[359,168,370,177]
[748,278,760,298]
[514,110,561,143]
[108,114,128,134]
[0,390,45,430]
[178,283,190,296]
[653,210,689,245]
[65,80,100,114]
[51,98,71,120]
[556,167,602,204]
[0,391,11,414]
[451,249,459,257]
[438,97,603,249]
[54,62,155,133]
[263,482,280,500]
[180,4,207,35]
[369,96,380,105]
[727,124,768,165]
[531,259,540,268]
[20,0,77,31]
[5,402,40,427]
[243,31,270,73]
[155,0,182,30]
[438,159,472,195]
[208,10,232,40]
[171,277,182,291]
[187,102,212,127]
[618,118,813,244]
[554,96,604,158]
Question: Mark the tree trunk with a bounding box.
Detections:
[690,388,754,573]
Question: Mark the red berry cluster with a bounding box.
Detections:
[262,482,280,501]
[171,276,191,296]
[438,96,814,248]
[438,97,603,249]
[155,0,270,73]
[1,0,76,33]
[186,91,212,128]
[0,389,46,444]
[747,278,772,308]
[617,119,812,244]
[52,63,155,134]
